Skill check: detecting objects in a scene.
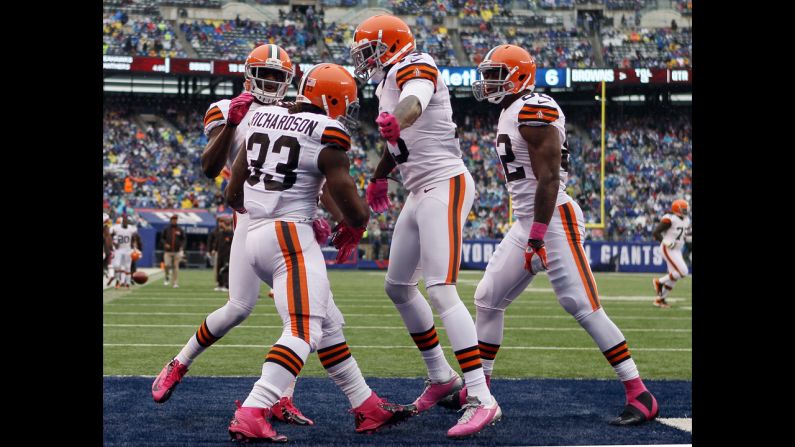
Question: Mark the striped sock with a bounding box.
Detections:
[410,326,455,382]
[478,341,500,376]
[603,340,640,382]
[175,319,219,367]
[318,341,371,408]
[244,336,309,408]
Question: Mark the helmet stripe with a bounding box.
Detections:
[271,44,277,60]
[484,47,497,62]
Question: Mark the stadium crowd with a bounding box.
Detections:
[601,26,691,68]
[103,93,690,247]
[460,26,595,67]
[181,13,321,62]
[103,12,188,58]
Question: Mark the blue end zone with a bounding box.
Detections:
[105,377,691,446]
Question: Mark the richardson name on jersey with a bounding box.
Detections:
[249,111,319,136]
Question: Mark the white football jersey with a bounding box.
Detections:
[203,99,269,169]
[495,92,571,219]
[660,213,690,250]
[375,52,467,192]
[111,224,137,251]
[242,105,350,221]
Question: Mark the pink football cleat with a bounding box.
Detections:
[151,358,189,403]
[412,373,463,413]
[446,395,502,438]
[610,390,660,425]
[271,396,314,425]
[228,400,288,443]
[439,374,491,410]
[351,391,417,433]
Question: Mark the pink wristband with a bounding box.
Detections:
[529,222,548,240]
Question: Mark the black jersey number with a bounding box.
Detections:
[245,132,301,191]
[676,227,684,240]
[496,134,526,182]
[561,137,570,173]
[387,137,410,164]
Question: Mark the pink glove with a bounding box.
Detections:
[366,178,391,213]
[312,218,331,245]
[376,112,400,143]
[227,92,255,126]
[331,223,366,263]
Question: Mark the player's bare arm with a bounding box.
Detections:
[320,183,345,224]
[372,144,398,180]
[652,221,671,241]
[201,125,237,178]
[224,140,249,211]
[132,233,142,251]
[520,124,561,225]
[392,95,423,130]
[318,147,369,228]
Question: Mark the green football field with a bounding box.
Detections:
[103,269,691,380]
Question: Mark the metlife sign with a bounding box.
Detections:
[293,64,570,89]
[437,67,569,88]
[105,56,690,87]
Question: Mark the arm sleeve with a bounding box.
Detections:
[399,78,435,112]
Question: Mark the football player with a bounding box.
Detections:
[103,213,113,281]
[351,14,499,438]
[651,199,691,308]
[110,214,138,289]
[441,44,659,426]
[223,63,416,441]
[151,44,312,425]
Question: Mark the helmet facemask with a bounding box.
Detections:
[245,64,294,104]
[472,63,520,103]
[337,97,360,130]
[350,39,389,82]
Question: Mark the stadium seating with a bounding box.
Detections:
[601,26,691,68]
[181,17,320,62]
[103,13,188,58]
[460,27,595,67]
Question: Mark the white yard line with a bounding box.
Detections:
[658,418,693,433]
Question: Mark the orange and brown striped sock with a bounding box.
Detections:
[317,340,371,408]
[410,326,455,382]
[317,341,352,370]
[478,340,501,376]
[603,340,640,382]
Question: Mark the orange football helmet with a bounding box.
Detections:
[472,44,537,103]
[671,199,689,217]
[297,63,359,129]
[131,249,142,262]
[244,44,294,104]
[350,15,416,81]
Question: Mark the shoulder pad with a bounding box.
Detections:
[518,93,560,125]
[320,121,351,151]
[395,53,439,90]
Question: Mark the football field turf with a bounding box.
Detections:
[103,269,692,446]
[104,269,692,380]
